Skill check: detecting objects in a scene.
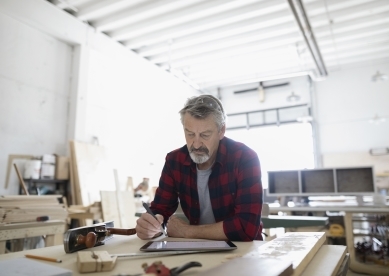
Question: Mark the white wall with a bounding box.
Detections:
[315,63,389,154]
[216,76,311,115]
[0,0,197,195]
[85,48,196,187]
[219,63,389,175]
[0,12,72,195]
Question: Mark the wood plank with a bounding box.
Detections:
[245,232,326,276]
[100,191,121,227]
[4,154,34,189]
[198,258,293,276]
[69,141,82,205]
[0,221,66,240]
[117,191,137,228]
[71,141,116,206]
[301,245,347,276]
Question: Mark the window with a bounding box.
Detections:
[226,123,315,189]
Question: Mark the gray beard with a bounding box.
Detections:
[189,151,210,164]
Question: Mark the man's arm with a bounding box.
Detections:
[221,149,263,241]
[167,215,228,240]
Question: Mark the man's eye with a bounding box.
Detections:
[187,133,195,137]
[201,134,210,139]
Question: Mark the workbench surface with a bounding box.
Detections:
[0,234,347,276]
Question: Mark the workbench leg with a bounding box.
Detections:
[0,241,6,254]
[45,234,63,247]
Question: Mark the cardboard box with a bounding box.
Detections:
[55,156,69,180]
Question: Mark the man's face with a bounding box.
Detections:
[183,113,225,169]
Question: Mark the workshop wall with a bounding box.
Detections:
[0,5,197,195]
[0,12,71,195]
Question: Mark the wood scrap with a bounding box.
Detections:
[100,190,136,228]
[301,245,347,276]
[13,163,29,195]
[100,191,121,227]
[4,154,34,189]
[69,141,116,206]
[198,258,293,276]
[244,232,327,276]
[0,195,68,224]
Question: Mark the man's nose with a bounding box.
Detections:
[192,136,203,149]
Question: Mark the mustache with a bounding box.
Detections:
[190,146,209,154]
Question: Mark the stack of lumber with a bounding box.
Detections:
[0,195,68,224]
[67,202,102,221]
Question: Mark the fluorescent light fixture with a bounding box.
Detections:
[369,114,386,125]
[287,91,301,102]
[371,71,388,82]
[168,68,200,91]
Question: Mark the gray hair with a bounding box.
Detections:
[179,94,226,130]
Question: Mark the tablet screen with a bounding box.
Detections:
[140,240,237,252]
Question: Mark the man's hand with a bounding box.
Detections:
[136,213,164,240]
[166,215,189,238]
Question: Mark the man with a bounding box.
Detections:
[136,95,263,241]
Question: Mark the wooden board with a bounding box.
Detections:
[4,154,34,189]
[117,191,136,228]
[301,245,347,276]
[100,191,137,228]
[198,257,293,276]
[69,141,82,205]
[70,141,116,206]
[100,191,121,227]
[245,232,326,276]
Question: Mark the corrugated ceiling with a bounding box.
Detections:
[47,0,389,91]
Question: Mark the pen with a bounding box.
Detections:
[25,254,62,263]
[142,201,167,236]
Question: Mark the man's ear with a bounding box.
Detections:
[219,125,226,140]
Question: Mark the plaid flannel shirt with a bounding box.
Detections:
[150,136,263,241]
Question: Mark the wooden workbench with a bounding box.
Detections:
[0,233,348,276]
[0,220,66,254]
[269,204,389,276]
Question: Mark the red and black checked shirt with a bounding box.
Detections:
[150,136,263,241]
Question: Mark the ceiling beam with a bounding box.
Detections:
[93,0,201,32]
[122,0,287,49]
[197,68,316,89]
[109,0,261,41]
[148,24,298,64]
[313,10,389,35]
[309,0,389,27]
[158,32,302,69]
[76,0,144,21]
[317,24,389,46]
[137,9,294,57]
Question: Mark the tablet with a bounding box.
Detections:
[140,240,237,252]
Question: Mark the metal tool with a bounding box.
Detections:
[111,260,202,276]
[77,250,203,274]
[63,221,136,253]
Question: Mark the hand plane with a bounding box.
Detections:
[63,221,136,253]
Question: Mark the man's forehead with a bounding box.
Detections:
[183,114,218,132]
